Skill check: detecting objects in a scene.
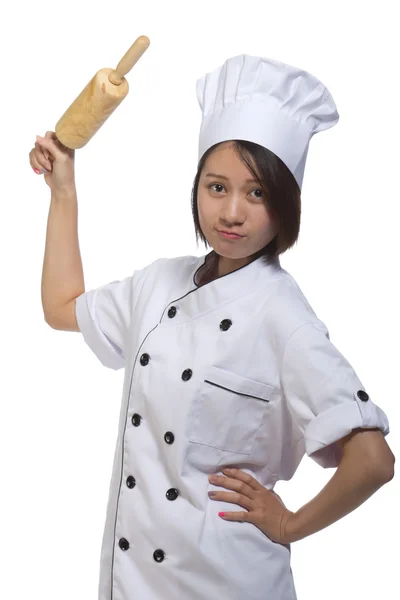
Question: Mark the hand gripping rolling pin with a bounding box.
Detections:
[55,35,150,150]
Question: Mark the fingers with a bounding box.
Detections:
[218,510,251,523]
[35,134,64,162]
[209,490,253,511]
[29,146,51,174]
[208,473,257,499]
[223,468,264,491]
[42,130,56,160]
[210,469,261,493]
[29,131,68,175]
[36,141,52,168]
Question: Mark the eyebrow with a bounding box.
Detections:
[204,172,259,184]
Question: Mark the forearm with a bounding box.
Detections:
[41,186,85,320]
[286,452,392,543]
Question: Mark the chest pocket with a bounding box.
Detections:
[186,365,274,455]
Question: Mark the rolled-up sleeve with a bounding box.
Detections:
[75,274,136,371]
[280,320,390,468]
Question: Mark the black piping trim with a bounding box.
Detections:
[193,250,264,288]
[159,251,265,322]
[110,321,160,600]
[204,379,270,402]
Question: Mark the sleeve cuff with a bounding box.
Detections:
[304,391,390,468]
[75,290,125,371]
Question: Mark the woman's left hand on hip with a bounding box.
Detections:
[208,468,295,544]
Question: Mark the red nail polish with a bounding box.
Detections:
[218,512,225,517]
[33,168,40,174]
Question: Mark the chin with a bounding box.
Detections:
[215,245,248,260]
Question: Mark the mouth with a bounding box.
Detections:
[216,230,244,240]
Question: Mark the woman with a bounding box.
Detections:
[31,54,394,600]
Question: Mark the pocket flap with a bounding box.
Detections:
[204,365,274,402]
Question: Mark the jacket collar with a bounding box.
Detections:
[160,250,282,322]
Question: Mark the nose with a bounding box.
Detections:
[219,193,246,227]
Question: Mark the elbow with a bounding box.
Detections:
[381,453,395,482]
[44,311,59,329]
[340,429,395,483]
[371,450,395,483]
[44,313,55,328]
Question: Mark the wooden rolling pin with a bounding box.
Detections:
[55,35,150,149]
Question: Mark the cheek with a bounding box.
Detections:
[197,194,212,228]
[253,210,276,237]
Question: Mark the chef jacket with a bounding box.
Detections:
[75,250,390,600]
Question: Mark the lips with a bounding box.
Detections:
[217,230,244,237]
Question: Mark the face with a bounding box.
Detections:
[197,141,279,275]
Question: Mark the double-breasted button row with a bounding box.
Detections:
[126,475,178,501]
[126,474,178,500]
[141,315,231,374]
[119,539,166,563]
[132,320,240,565]
[130,416,177,477]
[166,307,233,330]
[125,411,178,559]
[133,415,174,444]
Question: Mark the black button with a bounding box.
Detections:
[132,413,142,427]
[357,390,369,402]
[220,319,232,331]
[164,431,175,444]
[140,353,150,366]
[182,369,193,381]
[168,306,177,318]
[166,488,179,501]
[119,538,130,551]
[153,549,165,563]
[126,476,136,489]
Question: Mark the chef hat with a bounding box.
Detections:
[196,54,339,190]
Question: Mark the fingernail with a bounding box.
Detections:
[33,168,40,174]
[218,512,226,517]
[208,491,217,497]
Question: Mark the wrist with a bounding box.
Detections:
[282,510,305,544]
[51,184,77,201]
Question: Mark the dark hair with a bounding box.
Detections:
[191,140,301,265]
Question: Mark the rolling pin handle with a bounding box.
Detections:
[108,35,150,86]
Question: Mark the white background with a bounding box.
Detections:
[1,0,398,598]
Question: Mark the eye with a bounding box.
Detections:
[209,183,225,193]
[250,188,264,199]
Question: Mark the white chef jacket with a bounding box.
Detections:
[75,250,390,600]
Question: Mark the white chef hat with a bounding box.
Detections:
[196,54,339,190]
